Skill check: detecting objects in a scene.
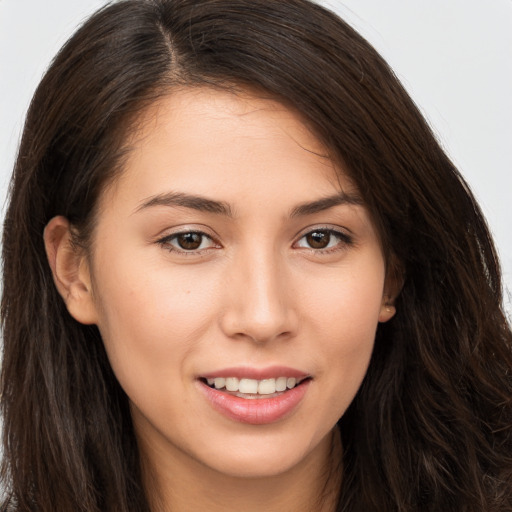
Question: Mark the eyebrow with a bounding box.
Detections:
[135,192,234,217]
[290,192,363,217]
[135,190,363,218]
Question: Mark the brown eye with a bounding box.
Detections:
[305,231,331,249]
[295,228,353,252]
[160,231,217,253]
[176,232,203,250]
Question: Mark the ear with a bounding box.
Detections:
[44,216,98,325]
[378,299,396,323]
[378,257,404,323]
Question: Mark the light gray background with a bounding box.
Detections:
[1,0,511,313]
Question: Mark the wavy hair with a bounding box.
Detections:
[2,1,511,510]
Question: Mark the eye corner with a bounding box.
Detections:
[293,226,354,254]
[157,229,221,256]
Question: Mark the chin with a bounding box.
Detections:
[203,449,307,479]
[189,426,331,480]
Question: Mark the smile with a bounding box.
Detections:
[198,369,312,424]
[204,376,306,398]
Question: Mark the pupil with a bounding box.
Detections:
[178,233,202,250]
[307,231,330,249]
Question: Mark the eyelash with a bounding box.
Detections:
[294,228,354,254]
[157,227,353,255]
[157,231,220,255]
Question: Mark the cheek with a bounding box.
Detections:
[90,253,222,391]
[299,256,385,406]
[302,253,386,339]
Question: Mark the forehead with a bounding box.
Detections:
[100,87,358,213]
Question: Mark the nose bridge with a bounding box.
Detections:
[220,243,296,343]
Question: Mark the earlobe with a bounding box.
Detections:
[379,256,403,323]
[44,216,98,325]
[378,301,396,323]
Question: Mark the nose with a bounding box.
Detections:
[218,247,298,344]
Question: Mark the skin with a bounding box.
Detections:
[45,87,396,511]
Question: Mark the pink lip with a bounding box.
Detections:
[197,375,311,426]
[200,365,309,380]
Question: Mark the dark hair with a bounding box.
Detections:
[2,0,511,510]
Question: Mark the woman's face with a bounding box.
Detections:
[69,88,394,479]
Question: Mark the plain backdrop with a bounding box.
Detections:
[1,0,511,313]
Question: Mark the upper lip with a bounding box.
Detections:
[199,366,310,381]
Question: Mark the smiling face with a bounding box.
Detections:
[48,87,395,484]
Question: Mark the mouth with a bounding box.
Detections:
[200,375,311,399]
[197,368,312,424]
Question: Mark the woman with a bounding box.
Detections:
[1,0,511,510]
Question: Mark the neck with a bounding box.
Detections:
[140,428,342,512]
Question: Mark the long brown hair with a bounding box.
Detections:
[2,1,511,510]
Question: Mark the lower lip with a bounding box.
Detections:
[198,380,311,425]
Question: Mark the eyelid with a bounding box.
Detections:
[293,224,353,240]
[156,226,222,254]
[154,224,354,256]
[154,223,220,242]
[292,225,354,252]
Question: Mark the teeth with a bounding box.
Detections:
[258,379,276,395]
[239,378,258,394]
[225,377,239,391]
[205,376,305,394]
[275,377,287,392]
[214,377,225,389]
[286,377,296,389]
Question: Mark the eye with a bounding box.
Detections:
[295,228,352,251]
[158,231,218,253]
